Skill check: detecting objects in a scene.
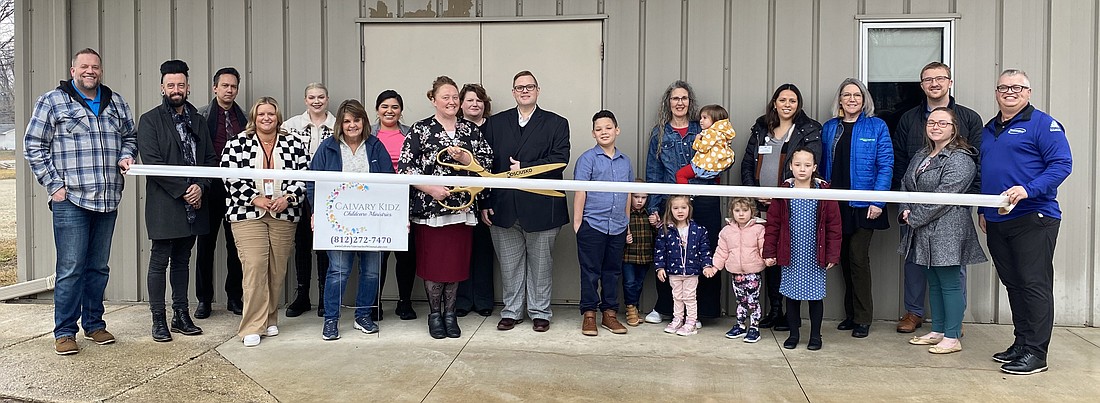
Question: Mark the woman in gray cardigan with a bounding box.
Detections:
[898,107,987,354]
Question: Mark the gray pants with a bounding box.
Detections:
[491,224,560,321]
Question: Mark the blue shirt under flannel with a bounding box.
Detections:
[24,83,137,212]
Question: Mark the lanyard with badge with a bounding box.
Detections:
[758,125,795,155]
[261,138,276,197]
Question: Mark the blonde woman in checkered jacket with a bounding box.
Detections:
[220,96,310,347]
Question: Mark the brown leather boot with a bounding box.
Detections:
[582,311,598,336]
[625,305,642,327]
[602,309,628,334]
[896,312,923,333]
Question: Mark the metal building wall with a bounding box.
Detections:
[14,0,1099,325]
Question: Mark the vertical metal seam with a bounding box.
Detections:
[992,0,1003,323]
[476,0,482,17]
[557,0,563,16]
[207,0,213,83]
[766,0,774,92]
[679,0,687,80]
[721,0,730,110]
[320,0,328,85]
[170,0,177,57]
[244,0,252,103]
[1043,0,1051,110]
[359,0,366,102]
[903,0,911,14]
[282,0,290,112]
[597,0,604,15]
[810,0,819,118]
[1090,0,1100,326]
[517,0,522,17]
[638,0,647,161]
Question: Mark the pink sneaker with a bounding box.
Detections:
[676,320,698,336]
[664,317,684,334]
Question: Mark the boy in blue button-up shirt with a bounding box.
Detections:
[573,110,633,336]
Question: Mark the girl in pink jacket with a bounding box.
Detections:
[705,197,766,343]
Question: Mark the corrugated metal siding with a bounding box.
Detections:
[13,0,1099,325]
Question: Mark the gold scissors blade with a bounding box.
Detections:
[434,148,490,176]
[494,163,567,179]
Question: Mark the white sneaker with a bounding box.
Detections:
[644,310,662,324]
[696,321,703,330]
[264,325,279,337]
[243,334,261,347]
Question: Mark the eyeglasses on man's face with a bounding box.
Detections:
[921,76,951,85]
[996,85,1029,94]
[926,120,954,129]
[512,84,538,92]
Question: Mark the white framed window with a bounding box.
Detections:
[858,20,954,130]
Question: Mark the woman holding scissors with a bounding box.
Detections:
[398,76,494,339]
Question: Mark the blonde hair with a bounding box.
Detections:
[245,97,285,137]
[661,195,693,234]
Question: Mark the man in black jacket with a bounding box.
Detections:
[481,71,570,333]
[891,62,983,334]
[136,60,217,341]
[194,67,249,318]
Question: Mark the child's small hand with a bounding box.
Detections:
[764,258,777,266]
[626,232,633,244]
[703,266,717,278]
[825,263,837,270]
[648,212,660,225]
[656,269,667,282]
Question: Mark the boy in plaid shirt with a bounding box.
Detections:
[622,182,654,326]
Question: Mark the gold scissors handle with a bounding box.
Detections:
[434,148,488,211]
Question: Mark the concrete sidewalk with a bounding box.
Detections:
[2,300,1099,402]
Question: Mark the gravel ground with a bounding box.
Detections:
[0,177,16,286]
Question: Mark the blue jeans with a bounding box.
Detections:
[621,262,649,307]
[926,265,965,338]
[51,200,117,339]
[324,250,381,320]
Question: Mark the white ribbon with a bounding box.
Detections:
[127,165,1009,208]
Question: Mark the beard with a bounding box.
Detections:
[164,93,188,108]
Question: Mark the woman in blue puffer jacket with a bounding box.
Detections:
[819,78,893,339]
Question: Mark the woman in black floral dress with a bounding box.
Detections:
[398,76,494,339]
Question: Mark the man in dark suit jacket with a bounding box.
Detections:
[193,67,249,318]
[137,60,218,341]
[481,71,570,333]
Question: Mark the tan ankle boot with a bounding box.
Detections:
[625,305,641,327]
[602,310,628,334]
[582,311,598,336]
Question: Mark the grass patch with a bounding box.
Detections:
[0,238,15,287]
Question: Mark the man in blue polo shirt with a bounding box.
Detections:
[978,69,1072,375]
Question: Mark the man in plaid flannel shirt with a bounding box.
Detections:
[23,48,137,355]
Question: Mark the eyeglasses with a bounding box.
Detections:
[920,76,951,85]
[670,96,689,104]
[926,120,955,129]
[996,85,1029,94]
[512,84,538,92]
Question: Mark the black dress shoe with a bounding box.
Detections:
[773,317,790,332]
[852,324,870,338]
[194,302,211,319]
[477,308,493,317]
[497,317,521,331]
[807,337,822,351]
[170,309,203,336]
[396,300,417,320]
[443,312,461,338]
[285,290,311,318]
[783,336,799,349]
[227,299,243,315]
[1000,351,1048,375]
[427,312,446,339]
[759,310,782,329]
[372,306,384,321]
[993,344,1026,363]
[456,309,470,318]
[837,318,856,330]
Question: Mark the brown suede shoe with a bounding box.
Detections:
[497,317,522,331]
[602,310,627,334]
[84,329,116,345]
[896,312,923,333]
[582,311,598,336]
[54,336,79,355]
[625,305,642,327]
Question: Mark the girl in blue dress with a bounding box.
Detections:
[763,147,842,351]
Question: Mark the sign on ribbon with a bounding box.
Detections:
[312,181,410,251]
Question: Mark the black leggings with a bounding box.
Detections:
[786,299,823,340]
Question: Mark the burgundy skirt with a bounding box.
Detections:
[413,223,473,283]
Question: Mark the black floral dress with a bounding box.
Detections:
[397,115,494,224]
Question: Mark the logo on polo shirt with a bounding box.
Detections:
[1007,128,1027,135]
[1050,121,1063,132]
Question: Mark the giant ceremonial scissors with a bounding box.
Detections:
[434,148,566,211]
